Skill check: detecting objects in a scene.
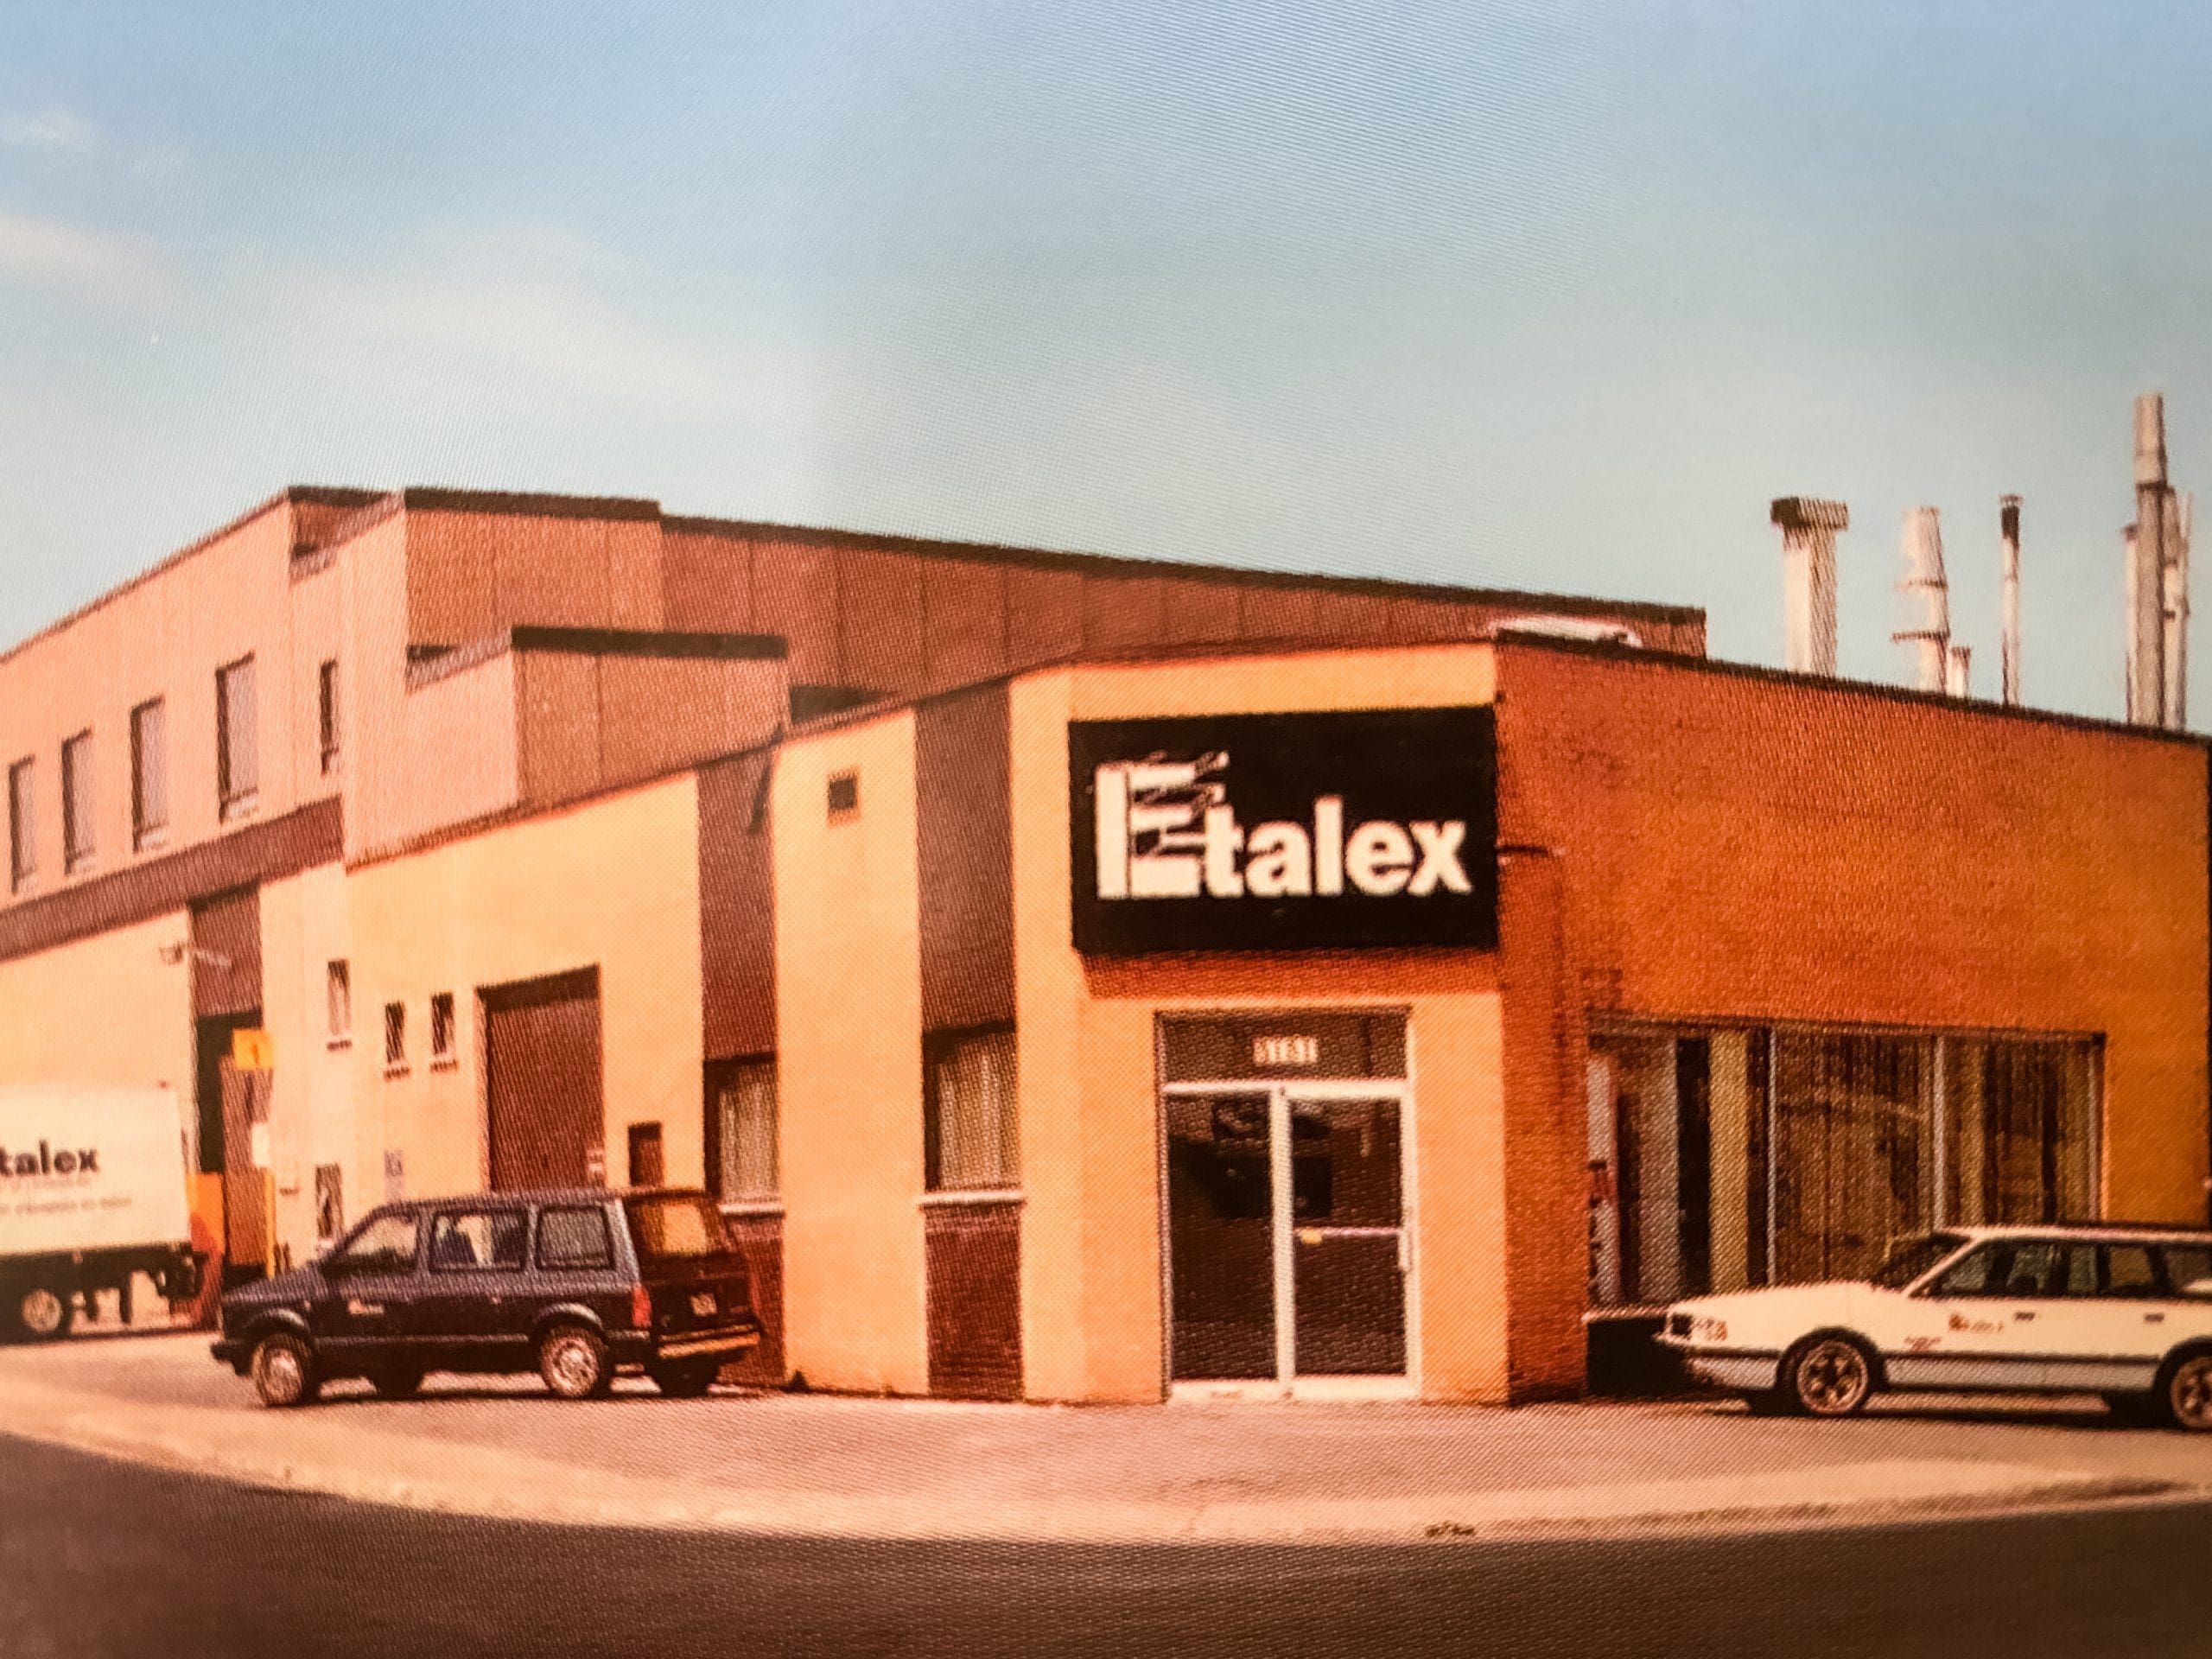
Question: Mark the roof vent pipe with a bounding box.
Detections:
[1946,642,1972,699]
[1770,497,1849,675]
[1894,506,1951,693]
[1999,496,2023,706]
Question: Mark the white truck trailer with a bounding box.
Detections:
[0,1085,203,1340]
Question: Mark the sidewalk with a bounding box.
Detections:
[0,1329,2199,1544]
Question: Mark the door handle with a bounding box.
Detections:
[2145,1312,2166,1325]
[2013,1310,2036,1321]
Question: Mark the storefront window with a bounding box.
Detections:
[1589,1024,2101,1305]
[1942,1037,2095,1226]
[926,1027,1019,1191]
[1772,1033,1934,1285]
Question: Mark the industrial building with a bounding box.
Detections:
[1,482,2204,1402]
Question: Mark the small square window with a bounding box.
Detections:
[384,1001,407,1070]
[430,992,456,1063]
[826,770,859,817]
[327,960,352,1044]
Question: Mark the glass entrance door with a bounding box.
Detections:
[1166,1082,1410,1387]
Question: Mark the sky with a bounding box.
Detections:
[4,1,2212,720]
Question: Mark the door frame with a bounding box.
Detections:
[1159,1073,1419,1402]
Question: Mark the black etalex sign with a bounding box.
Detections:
[1070,707,1497,954]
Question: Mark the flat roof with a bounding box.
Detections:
[1,480,1704,667]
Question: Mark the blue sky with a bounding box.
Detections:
[4,2,2210,718]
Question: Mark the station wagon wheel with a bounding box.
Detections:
[250,1333,321,1409]
[1785,1336,1873,1418]
[537,1325,610,1401]
[16,1285,71,1343]
[2167,1353,2212,1433]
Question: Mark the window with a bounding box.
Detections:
[2163,1245,2212,1299]
[317,659,340,775]
[327,961,351,1044]
[429,992,455,1064]
[334,1211,417,1273]
[711,1060,779,1201]
[6,758,31,893]
[314,1164,344,1242]
[60,731,94,872]
[429,1210,527,1272]
[1943,1038,2096,1226]
[537,1205,615,1271]
[925,1027,1019,1191]
[2102,1244,2161,1300]
[1930,1238,2083,1299]
[130,699,167,850]
[216,656,258,818]
[826,769,859,817]
[384,1001,406,1070]
[625,1192,735,1262]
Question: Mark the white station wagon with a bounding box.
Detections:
[1660,1224,2212,1429]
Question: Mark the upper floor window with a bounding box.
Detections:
[6,758,32,893]
[60,731,94,873]
[317,659,340,775]
[130,698,168,851]
[429,991,456,1064]
[327,960,351,1044]
[827,770,859,818]
[384,1001,407,1071]
[216,656,258,820]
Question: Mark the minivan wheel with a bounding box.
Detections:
[537,1326,611,1401]
[16,1284,72,1343]
[2164,1352,2212,1433]
[250,1333,320,1409]
[1783,1336,1874,1418]
[649,1358,721,1399]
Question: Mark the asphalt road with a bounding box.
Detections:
[4,1434,2211,1659]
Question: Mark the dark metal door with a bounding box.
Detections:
[484,969,604,1192]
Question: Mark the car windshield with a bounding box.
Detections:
[625,1194,735,1262]
[1869,1230,1968,1289]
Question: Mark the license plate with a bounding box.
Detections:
[690,1291,717,1317]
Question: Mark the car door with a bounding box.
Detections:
[416,1206,532,1370]
[309,1208,423,1363]
[1891,1238,2058,1390]
[2038,1241,2172,1395]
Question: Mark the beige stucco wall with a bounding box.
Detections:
[257,862,357,1258]
[772,709,929,1395]
[1009,645,1510,1403]
[345,773,705,1208]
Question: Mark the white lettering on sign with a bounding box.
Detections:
[1093,756,1470,905]
[1253,1034,1319,1069]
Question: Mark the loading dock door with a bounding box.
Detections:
[485,969,605,1192]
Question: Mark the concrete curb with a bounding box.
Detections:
[0,1368,2194,1545]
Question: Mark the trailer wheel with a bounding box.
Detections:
[14,1284,73,1343]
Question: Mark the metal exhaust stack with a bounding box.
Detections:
[1999,495,2023,706]
[1946,643,1972,699]
[1895,506,1951,693]
[1770,497,1849,675]
[2128,394,2171,726]
[2164,488,2191,729]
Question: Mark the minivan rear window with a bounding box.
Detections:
[625,1193,735,1262]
